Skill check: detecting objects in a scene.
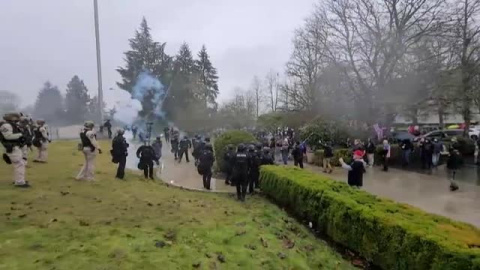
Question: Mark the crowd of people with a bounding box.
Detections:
[0,112,51,188]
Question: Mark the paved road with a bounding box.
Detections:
[305,163,480,227]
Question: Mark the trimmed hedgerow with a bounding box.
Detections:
[260,166,480,270]
[213,130,257,172]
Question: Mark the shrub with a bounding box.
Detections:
[313,149,352,167]
[260,166,480,270]
[213,130,257,172]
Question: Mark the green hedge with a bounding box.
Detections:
[213,130,257,172]
[260,166,480,270]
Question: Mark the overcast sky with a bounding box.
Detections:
[0,0,315,108]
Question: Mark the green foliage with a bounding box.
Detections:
[313,149,352,167]
[213,130,257,172]
[34,81,64,124]
[196,45,219,108]
[65,75,90,124]
[260,166,480,270]
[299,117,350,150]
[0,141,354,269]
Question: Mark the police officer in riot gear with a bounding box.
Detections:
[223,144,235,185]
[19,115,33,164]
[77,121,102,181]
[248,144,262,193]
[260,147,275,165]
[198,143,215,190]
[1,113,29,187]
[170,130,180,160]
[111,128,129,180]
[178,135,192,163]
[233,144,249,201]
[137,141,157,180]
[33,119,49,163]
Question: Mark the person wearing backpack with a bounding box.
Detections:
[33,119,50,163]
[111,129,129,180]
[136,142,157,180]
[198,143,215,190]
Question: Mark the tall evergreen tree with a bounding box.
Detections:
[116,17,171,119]
[196,45,219,107]
[65,75,90,123]
[117,17,171,92]
[175,43,196,74]
[34,82,64,123]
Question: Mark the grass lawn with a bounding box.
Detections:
[0,141,355,270]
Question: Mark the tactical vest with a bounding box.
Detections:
[0,122,24,151]
[80,130,95,151]
[34,127,46,142]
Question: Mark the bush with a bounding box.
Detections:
[260,166,480,270]
[313,149,352,167]
[213,130,257,172]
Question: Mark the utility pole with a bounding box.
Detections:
[94,0,104,124]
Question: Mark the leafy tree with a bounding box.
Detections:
[65,75,90,123]
[196,45,219,108]
[34,82,64,123]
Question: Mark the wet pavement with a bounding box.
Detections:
[305,163,480,228]
[126,138,235,193]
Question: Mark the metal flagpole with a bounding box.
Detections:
[94,0,104,124]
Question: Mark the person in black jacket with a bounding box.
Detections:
[365,138,376,167]
[247,145,261,193]
[291,141,304,169]
[400,139,413,167]
[223,144,235,185]
[340,150,366,188]
[447,138,461,191]
[170,131,180,160]
[178,136,192,163]
[163,127,170,143]
[198,143,215,190]
[420,138,433,170]
[260,147,274,165]
[111,129,129,180]
[322,142,334,174]
[103,119,113,139]
[233,144,249,202]
[136,142,157,180]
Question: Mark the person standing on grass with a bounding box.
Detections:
[77,121,102,181]
[340,150,366,188]
[291,141,304,169]
[322,142,334,174]
[111,128,129,180]
[136,142,157,180]
[198,143,215,190]
[232,144,249,202]
[381,139,391,171]
[366,138,376,167]
[33,119,50,163]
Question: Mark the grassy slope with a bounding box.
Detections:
[0,141,354,270]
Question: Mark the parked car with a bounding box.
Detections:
[390,131,416,143]
[414,129,475,155]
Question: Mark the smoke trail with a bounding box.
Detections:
[131,71,167,119]
[111,71,167,126]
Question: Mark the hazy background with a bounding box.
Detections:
[0,0,315,108]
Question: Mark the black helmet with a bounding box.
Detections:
[248,145,255,151]
[184,135,188,140]
[255,143,262,150]
[237,143,245,152]
[205,137,211,142]
[263,146,270,154]
[227,144,234,150]
[205,143,213,151]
